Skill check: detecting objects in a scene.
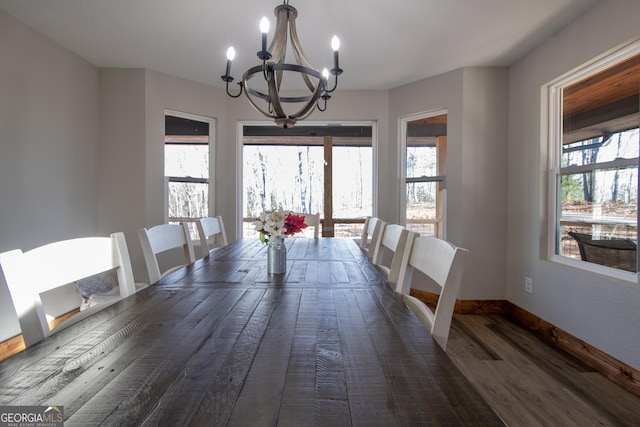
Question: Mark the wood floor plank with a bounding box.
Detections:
[446,314,640,427]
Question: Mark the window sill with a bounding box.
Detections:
[550,254,638,285]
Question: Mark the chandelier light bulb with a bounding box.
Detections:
[260,17,270,34]
[322,68,329,80]
[223,46,236,79]
[259,17,270,59]
[226,46,236,61]
[331,35,340,52]
[330,35,342,75]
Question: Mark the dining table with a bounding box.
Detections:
[0,237,503,426]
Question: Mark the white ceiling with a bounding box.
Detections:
[0,0,600,90]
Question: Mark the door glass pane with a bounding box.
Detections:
[242,126,373,238]
[243,145,324,236]
[332,146,372,219]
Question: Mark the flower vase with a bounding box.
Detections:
[267,236,286,274]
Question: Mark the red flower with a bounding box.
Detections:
[284,213,308,235]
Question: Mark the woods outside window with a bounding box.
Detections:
[546,43,640,278]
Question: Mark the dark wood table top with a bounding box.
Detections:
[0,238,503,426]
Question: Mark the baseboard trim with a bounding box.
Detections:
[505,302,640,398]
[409,288,506,314]
[409,288,640,398]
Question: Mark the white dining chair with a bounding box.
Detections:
[138,222,195,284]
[359,216,383,259]
[396,236,468,351]
[196,216,228,258]
[0,232,141,347]
[371,223,416,287]
[291,212,320,238]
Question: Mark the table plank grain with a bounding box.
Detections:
[0,238,503,426]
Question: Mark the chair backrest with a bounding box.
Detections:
[291,213,320,238]
[365,218,385,262]
[359,216,382,251]
[372,223,416,286]
[0,232,137,347]
[138,222,195,284]
[196,216,228,258]
[397,236,468,350]
[568,231,637,272]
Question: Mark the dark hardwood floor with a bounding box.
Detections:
[446,314,640,427]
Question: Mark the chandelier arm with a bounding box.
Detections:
[287,12,314,69]
[269,7,288,63]
[288,15,316,92]
[290,82,324,120]
[317,87,331,112]
[263,63,274,82]
[325,74,339,93]
[221,74,244,98]
[275,59,284,92]
[270,9,289,90]
[242,68,276,120]
[316,97,327,112]
[268,78,287,119]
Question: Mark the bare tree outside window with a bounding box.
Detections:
[242,126,373,238]
[165,114,211,239]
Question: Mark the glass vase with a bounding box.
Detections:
[267,236,286,274]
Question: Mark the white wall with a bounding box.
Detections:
[0,10,100,339]
[97,68,147,281]
[507,0,640,369]
[96,69,229,283]
[389,68,509,300]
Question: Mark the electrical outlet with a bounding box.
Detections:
[525,277,533,294]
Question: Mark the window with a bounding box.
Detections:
[547,44,640,276]
[242,124,374,237]
[164,113,213,239]
[401,112,448,238]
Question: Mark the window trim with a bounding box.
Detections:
[399,109,448,240]
[164,110,215,225]
[235,120,378,239]
[544,40,640,283]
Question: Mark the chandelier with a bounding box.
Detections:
[221,0,342,129]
